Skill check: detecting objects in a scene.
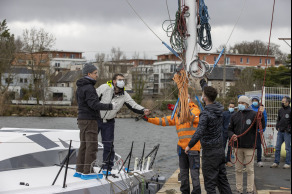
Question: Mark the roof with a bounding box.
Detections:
[51,70,82,83]
[4,67,44,75]
[207,67,239,81]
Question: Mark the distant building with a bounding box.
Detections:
[47,50,86,72]
[1,67,45,89]
[131,65,154,95]
[206,67,240,95]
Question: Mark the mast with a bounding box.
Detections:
[185,0,198,72]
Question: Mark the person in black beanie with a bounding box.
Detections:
[74,63,116,180]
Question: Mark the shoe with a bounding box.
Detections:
[257,161,264,167]
[81,173,99,180]
[283,164,291,169]
[178,173,181,183]
[226,162,233,167]
[73,172,82,178]
[270,163,279,168]
[236,191,243,194]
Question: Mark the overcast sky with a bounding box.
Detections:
[1,0,291,60]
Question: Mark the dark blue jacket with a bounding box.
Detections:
[276,106,291,133]
[251,104,268,132]
[76,77,112,120]
[188,79,223,149]
[222,111,234,136]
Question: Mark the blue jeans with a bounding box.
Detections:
[256,132,262,162]
[274,131,291,165]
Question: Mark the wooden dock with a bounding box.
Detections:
[157,168,207,194]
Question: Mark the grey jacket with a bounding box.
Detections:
[96,82,144,120]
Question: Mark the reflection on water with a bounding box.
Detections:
[0,117,179,179]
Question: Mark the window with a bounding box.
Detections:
[121,66,127,73]
[203,56,206,61]
[20,78,23,83]
[70,54,75,59]
[55,63,60,67]
[247,58,250,64]
[63,54,66,58]
[226,57,230,65]
[170,65,175,72]
[40,60,46,63]
[214,56,217,62]
[24,78,28,83]
[260,58,263,64]
[266,59,271,65]
[5,78,13,84]
[240,58,243,64]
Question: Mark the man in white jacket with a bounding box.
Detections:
[96,73,150,171]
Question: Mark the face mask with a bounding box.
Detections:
[188,99,191,103]
[282,103,286,108]
[116,80,125,89]
[238,104,246,111]
[252,102,259,107]
[229,108,234,113]
[201,96,204,102]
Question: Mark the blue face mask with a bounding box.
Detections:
[229,108,235,113]
[238,104,246,111]
[252,102,259,107]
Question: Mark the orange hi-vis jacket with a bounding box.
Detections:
[148,102,201,151]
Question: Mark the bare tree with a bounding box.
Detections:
[110,47,126,61]
[22,28,55,114]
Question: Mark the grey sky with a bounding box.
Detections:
[1,0,291,60]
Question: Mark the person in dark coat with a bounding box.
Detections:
[222,102,236,167]
[228,96,265,194]
[271,96,291,169]
[185,79,232,194]
[74,63,116,180]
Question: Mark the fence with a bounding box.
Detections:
[245,87,291,154]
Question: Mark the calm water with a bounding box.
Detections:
[0,117,179,179]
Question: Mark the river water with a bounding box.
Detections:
[0,117,179,179]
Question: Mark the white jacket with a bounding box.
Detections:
[96,81,145,120]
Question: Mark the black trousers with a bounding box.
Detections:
[202,147,232,194]
[98,119,115,170]
[178,146,201,194]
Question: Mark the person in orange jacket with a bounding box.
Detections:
[144,94,202,194]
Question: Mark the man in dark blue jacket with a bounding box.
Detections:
[222,102,236,167]
[250,96,267,167]
[74,63,116,180]
[185,79,232,194]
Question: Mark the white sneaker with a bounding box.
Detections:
[283,164,291,169]
[270,163,279,168]
[257,161,264,167]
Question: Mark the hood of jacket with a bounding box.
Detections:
[205,102,224,117]
[76,77,96,87]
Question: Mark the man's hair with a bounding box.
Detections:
[229,101,235,105]
[283,96,291,104]
[112,74,124,81]
[203,86,218,102]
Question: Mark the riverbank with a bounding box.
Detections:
[1,104,173,118]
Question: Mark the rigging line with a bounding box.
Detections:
[225,0,248,46]
[125,0,163,42]
[166,0,174,33]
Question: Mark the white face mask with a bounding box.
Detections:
[188,99,191,103]
[116,80,125,89]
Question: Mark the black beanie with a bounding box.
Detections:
[82,63,97,75]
